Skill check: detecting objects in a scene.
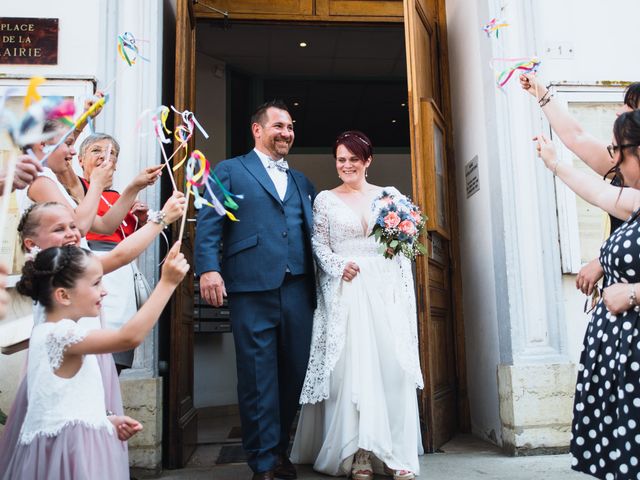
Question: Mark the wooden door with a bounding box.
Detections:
[166,0,198,468]
[403,0,468,451]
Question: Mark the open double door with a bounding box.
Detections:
[167,0,468,467]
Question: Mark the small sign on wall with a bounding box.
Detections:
[465,155,480,198]
[0,17,58,65]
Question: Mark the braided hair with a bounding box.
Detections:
[16,246,92,310]
[17,202,67,252]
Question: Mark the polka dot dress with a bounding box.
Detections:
[571,212,640,479]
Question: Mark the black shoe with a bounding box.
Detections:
[274,456,297,480]
[252,471,275,480]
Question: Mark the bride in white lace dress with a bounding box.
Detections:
[291,131,424,480]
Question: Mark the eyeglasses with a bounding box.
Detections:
[583,284,603,315]
[607,143,640,159]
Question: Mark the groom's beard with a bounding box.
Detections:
[272,137,292,157]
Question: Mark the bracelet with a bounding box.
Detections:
[629,285,638,308]
[148,209,169,229]
[539,92,554,107]
[538,89,550,104]
[106,410,115,417]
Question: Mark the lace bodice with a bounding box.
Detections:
[312,191,383,276]
[300,187,423,404]
[19,320,114,444]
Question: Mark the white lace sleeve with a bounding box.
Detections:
[312,192,349,278]
[45,319,88,370]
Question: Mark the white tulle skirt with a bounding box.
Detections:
[291,256,423,476]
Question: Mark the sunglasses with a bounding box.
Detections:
[583,284,603,314]
[607,143,640,159]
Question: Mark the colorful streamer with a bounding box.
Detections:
[185,150,241,221]
[0,79,77,148]
[117,32,150,67]
[23,76,45,109]
[493,57,541,88]
[482,18,510,38]
[40,95,110,165]
[153,106,172,144]
[168,106,209,171]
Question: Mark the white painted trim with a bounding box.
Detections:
[550,86,625,273]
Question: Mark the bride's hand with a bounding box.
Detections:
[342,261,360,282]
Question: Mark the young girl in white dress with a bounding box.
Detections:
[0,194,185,477]
[1,242,188,479]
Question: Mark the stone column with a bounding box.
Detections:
[483,0,576,454]
[99,0,166,472]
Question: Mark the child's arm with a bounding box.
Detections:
[28,162,114,236]
[68,242,188,355]
[108,415,143,441]
[100,191,186,274]
[91,165,162,234]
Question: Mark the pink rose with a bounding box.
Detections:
[410,210,422,223]
[398,220,417,236]
[384,211,401,228]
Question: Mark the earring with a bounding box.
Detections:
[365,169,368,178]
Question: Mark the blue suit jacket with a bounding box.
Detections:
[195,150,316,294]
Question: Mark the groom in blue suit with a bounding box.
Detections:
[195,101,316,480]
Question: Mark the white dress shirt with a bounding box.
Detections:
[254,148,288,200]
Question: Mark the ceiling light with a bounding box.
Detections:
[401,103,406,107]
[293,120,297,123]
[299,42,308,48]
[391,119,397,123]
[293,102,300,106]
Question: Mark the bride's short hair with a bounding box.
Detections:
[333,130,373,162]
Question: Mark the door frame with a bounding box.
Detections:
[166,0,469,466]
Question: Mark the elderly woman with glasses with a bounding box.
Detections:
[68,132,163,372]
[536,110,640,479]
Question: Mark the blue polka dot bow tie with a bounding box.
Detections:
[267,158,289,172]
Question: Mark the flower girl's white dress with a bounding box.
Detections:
[0,319,129,479]
[291,188,424,476]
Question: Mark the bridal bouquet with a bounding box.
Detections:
[370,190,427,260]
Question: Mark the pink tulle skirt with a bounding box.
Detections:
[2,422,129,479]
[0,354,128,479]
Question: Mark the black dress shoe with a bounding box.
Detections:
[274,456,297,480]
[252,471,275,480]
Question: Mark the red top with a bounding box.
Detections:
[80,177,139,243]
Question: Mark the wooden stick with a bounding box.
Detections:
[178,188,191,243]
[157,137,178,191]
[101,76,117,94]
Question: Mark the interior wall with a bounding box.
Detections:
[290,153,412,195]
[194,52,237,408]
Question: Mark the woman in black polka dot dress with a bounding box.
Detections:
[537,110,640,480]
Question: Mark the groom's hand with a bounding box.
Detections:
[200,271,227,307]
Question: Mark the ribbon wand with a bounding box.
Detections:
[158,137,178,191]
[178,188,191,243]
[39,95,109,166]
